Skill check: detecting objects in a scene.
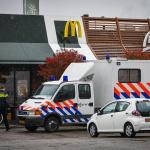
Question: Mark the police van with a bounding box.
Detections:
[18,58,150,132]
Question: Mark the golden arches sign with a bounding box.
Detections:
[64,20,82,38]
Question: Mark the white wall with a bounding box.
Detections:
[44,15,96,60]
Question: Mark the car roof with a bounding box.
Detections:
[115,98,150,102]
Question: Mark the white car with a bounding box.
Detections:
[87,98,150,138]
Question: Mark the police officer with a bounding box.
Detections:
[0,86,10,131]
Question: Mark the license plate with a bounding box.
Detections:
[19,111,28,115]
[145,118,150,122]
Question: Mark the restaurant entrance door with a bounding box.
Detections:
[15,71,30,106]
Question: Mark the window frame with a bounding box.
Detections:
[116,101,130,112]
[100,102,117,115]
[118,69,141,83]
[78,84,91,99]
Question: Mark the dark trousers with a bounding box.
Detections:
[0,112,9,130]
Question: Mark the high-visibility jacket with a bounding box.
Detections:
[0,90,8,98]
[0,93,8,98]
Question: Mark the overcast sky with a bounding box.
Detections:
[0,0,150,19]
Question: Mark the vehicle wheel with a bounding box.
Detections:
[0,114,3,124]
[44,117,59,132]
[88,123,99,137]
[124,123,136,138]
[25,124,38,132]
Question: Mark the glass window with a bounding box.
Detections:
[130,70,140,82]
[102,102,117,114]
[136,100,150,117]
[54,21,80,48]
[116,101,130,112]
[118,69,141,83]
[34,84,59,97]
[16,71,30,105]
[24,0,39,15]
[54,84,75,102]
[78,84,91,99]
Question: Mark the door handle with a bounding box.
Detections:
[88,102,93,107]
[111,114,113,117]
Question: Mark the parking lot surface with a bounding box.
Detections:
[0,126,150,150]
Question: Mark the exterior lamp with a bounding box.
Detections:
[50,75,56,81]
[106,54,112,63]
[63,75,68,82]
[82,56,86,61]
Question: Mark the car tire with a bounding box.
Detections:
[88,123,99,137]
[25,124,38,132]
[44,117,59,132]
[124,123,136,138]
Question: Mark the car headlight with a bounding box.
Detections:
[28,111,35,115]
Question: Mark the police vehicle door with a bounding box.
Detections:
[77,83,94,120]
[53,83,78,123]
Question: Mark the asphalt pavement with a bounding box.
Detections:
[0,126,150,150]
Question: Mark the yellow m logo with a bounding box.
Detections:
[64,20,82,38]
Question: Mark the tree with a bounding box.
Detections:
[38,49,84,80]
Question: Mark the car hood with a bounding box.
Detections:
[91,113,98,119]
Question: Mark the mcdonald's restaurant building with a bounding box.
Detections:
[0,14,54,120]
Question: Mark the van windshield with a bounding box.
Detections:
[34,84,59,97]
[136,100,150,117]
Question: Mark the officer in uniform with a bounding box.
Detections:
[0,86,10,131]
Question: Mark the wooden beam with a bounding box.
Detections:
[115,17,126,51]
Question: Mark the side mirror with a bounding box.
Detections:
[54,90,65,102]
[97,109,103,115]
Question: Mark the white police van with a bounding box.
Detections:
[18,58,150,132]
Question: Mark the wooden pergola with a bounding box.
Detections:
[82,15,150,59]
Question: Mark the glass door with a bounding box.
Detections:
[15,71,30,106]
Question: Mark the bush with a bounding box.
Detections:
[38,49,84,80]
[125,49,150,60]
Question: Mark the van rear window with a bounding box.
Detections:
[118,69,141,83]
[136,101,150,117]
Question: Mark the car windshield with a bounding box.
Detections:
[34,84,59,97]
[136,100,150,117]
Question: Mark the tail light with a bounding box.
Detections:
[132,110,141,116]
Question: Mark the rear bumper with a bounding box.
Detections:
[132,119,150,132]
[18,116,44,127]
[134,123,150,132]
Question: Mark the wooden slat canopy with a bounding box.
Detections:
[82,15,150,59]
